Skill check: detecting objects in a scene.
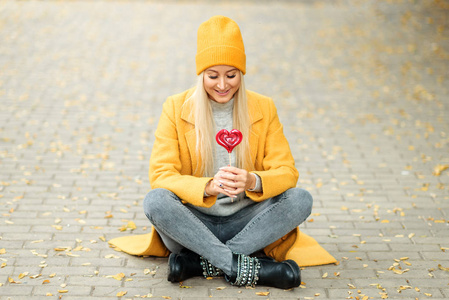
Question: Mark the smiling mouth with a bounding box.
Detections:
[215,89,230,95]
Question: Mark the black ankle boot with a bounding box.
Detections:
[257,258,301,289]
[167,249,202,282]
[226,253,301,289]
[167,249,223,282]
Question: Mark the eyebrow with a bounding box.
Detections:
[206,68,238,73]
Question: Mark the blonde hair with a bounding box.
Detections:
[188,71,253,176]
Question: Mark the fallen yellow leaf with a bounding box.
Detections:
[119,221,137,231]
[438,264,449,272]
[116,291,127,297]
[433,164,448,176]
[255,292,270,296]
[8,277,17,283]
[111,273,125,281]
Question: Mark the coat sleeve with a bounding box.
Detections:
[246,98,299,201]
[148,97,216,207]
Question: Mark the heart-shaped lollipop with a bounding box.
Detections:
[216,129,243,154]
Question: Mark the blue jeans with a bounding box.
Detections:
[143,188,312,275]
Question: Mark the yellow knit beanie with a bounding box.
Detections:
[196,16,246,75]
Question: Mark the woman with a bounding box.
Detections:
[110,15,336,289]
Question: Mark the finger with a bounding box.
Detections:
[219,171,239,182]
[225,187,244,196]
[220,187,237,198]
[219,166,241,174]
[214,180,237,198]
[220,179,246,190]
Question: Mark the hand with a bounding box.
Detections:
[205,166,256,198]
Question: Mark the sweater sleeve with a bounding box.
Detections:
[149,97,217,207]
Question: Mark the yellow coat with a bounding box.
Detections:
[109,88,336,267]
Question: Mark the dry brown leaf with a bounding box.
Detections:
[42,279,50,284]
[216,286,226,290]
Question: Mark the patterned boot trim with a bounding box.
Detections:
[200,256,224,278]
[230,254,261,287]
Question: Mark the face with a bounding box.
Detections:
[203,65,241,103]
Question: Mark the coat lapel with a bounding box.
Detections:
[247,92,262,167]
[180,89,200,175]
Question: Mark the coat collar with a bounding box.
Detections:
[181,88,263,125]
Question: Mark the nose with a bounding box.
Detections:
[217,77,226,90]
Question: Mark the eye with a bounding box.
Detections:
[227,74,236,79]
[208,76,218,79]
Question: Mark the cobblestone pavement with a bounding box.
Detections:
[0,0,448,299]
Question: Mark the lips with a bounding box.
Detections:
[215,89,230,96]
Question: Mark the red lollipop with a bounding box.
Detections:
[216,129,243,154]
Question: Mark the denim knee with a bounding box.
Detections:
[284,188,313,220]
[143,188,175,221]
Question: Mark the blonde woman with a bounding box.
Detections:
[140,16,335,288]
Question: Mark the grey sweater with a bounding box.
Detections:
[192,99,256,216]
